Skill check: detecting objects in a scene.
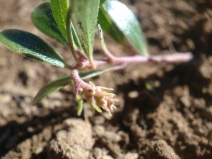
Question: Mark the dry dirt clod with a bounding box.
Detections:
[202,106,212,121]
[92,147,113,159]
[47,119,94,159]
[152,140,180,159]
[122,152,139,159]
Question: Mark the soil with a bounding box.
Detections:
[0,0,212,159]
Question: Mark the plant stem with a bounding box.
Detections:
[97,24,192,65]
[110,52,193,64]
[67,52,192,71]
[71,69,93,94]
[98,24,114,61]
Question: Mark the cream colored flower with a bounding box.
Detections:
[78,81,117,116]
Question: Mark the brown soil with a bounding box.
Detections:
[1,0,212,159]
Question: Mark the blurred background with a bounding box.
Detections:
[0,0,212,159]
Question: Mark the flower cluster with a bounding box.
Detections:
[78,82,117,116]
[72,70,117,116]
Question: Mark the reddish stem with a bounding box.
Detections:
[71,69,93,94]
[94,52,193,67]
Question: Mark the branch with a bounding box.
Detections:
[110,52,193,64]
[97,24,193,66]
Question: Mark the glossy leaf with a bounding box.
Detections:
[102,0,148,56]
[33,68,112,104]
[98,3,125,44]
[33,75,72,105]
[51,0,69,39]
[31,2,68,45]
[70,0,100,66]
[0,29,65,67]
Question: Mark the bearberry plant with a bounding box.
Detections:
[0,0,192,116]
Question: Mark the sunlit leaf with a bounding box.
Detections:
[0,29,65,67]
[31,2,68,45]
[100,0,116,5]
[102,0,148,55]
[98,3,125,44]
[33,75,72,105]
[70,0,100,66]
[51,0,69,39]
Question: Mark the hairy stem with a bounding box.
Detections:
[71,69,93,94]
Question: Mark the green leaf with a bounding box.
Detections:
[33,68,112,104]
[70,0,100,66]
[31,2,68,46]
[33,75,73,105]
[76,95,84,116]
[70,22,83,52]
[98,4,125,44]
[0,29,65,67]
[80,69,110,79]
[100,0,116,5]
[100,0,106,5]
[91,103,102,113]
[66,9,83,60]
[51,0,69,40]
[102,0,148,56]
